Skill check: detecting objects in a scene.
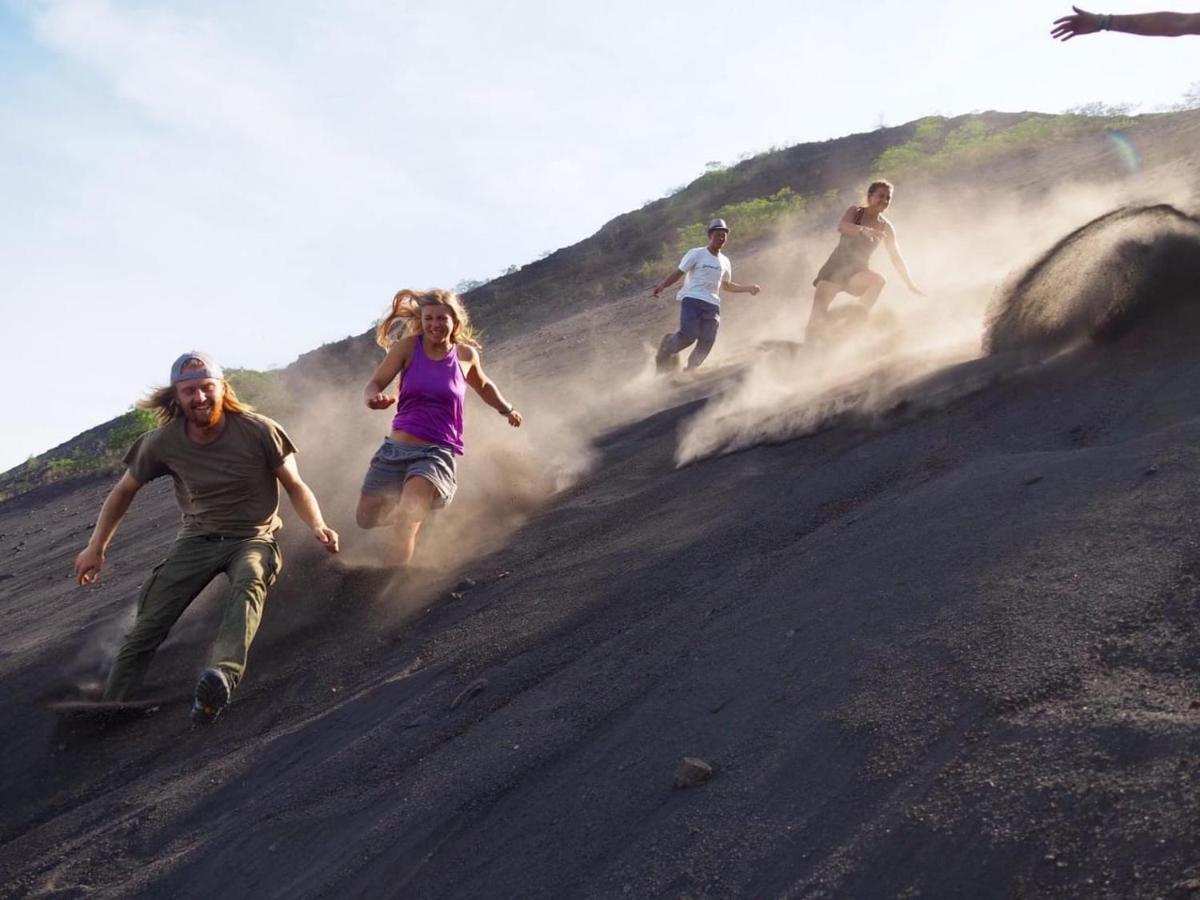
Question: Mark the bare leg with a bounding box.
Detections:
[806,280,842,342]
[387,476,437,566]
[845,271,886,309]
[356,493,397,529]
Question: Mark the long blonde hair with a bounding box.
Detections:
[375,289,481,350]
[137,380,254,426]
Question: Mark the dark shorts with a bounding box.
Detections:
[813,258,870,289]
[813,239,879,289]
[360,439,457,507]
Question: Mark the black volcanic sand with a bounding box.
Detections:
[2,211,1200,898]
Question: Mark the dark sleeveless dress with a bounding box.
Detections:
[812,207,883,288]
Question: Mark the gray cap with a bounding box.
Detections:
[170,352,224,384]
[707,218,729,233]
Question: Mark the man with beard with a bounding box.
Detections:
[74,352,339,723]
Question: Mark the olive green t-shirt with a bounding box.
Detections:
[123,412,297,539]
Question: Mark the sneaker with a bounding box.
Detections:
[655,335,680,374]
[191,668,231,725]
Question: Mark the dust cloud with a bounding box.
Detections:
[985,204,1200,353]
[135,174,1199,616]
[278,340,607,587]
[674,173,1197,465]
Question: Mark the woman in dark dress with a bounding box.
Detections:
[806,180,923,342]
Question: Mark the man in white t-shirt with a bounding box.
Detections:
[652,219,762,372]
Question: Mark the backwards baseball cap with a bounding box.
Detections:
[707,218,730,233]
[170,352,224,385]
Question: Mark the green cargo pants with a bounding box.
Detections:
[103,535,282,701]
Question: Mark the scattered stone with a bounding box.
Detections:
[446,591,464,602]
[455,577,478,592]
[1144,464,1160,476]
[450,678,488,710]
[1022,475,1043,486]
[673,757,714,789]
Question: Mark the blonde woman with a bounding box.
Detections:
[357,290,522,566]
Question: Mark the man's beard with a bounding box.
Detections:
[187,402,222,429]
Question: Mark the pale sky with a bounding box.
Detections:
[1,0,1196,472]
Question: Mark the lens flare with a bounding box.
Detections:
[1106,129,1142,175]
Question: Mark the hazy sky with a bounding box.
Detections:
[1,0,1196,472]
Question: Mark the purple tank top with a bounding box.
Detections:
[390,337,466,454]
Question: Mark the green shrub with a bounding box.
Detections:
[226,368,291,418]
[106,408,157,454]
[675,188,806,254]
[872,113,1136,179]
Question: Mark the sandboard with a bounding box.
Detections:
[47,698,169,719]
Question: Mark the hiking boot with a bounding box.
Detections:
[655,335,680,374]
[191,668,231,725]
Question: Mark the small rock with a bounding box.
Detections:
[1144,464,1159,476]
[673,757,714,789]
[1022,475,1043,486]
[455,577,478,592]
[450,678,488,709]
[446,591,464,602]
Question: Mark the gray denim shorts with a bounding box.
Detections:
[360,438,458,507]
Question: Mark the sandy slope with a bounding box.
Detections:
[3,329,1200,897]
[3,207,1200,898]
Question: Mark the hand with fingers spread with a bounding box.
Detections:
[1052,5,1101,40]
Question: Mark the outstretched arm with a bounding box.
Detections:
[652,269,685,298]
[720,280,762,295]
[75,472,143,584]
[883,225,924,295]
[463,347,522,427]
[274,455,339,553]
[1052,6,1200,39]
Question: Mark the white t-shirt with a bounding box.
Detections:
[677,247,731,307]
